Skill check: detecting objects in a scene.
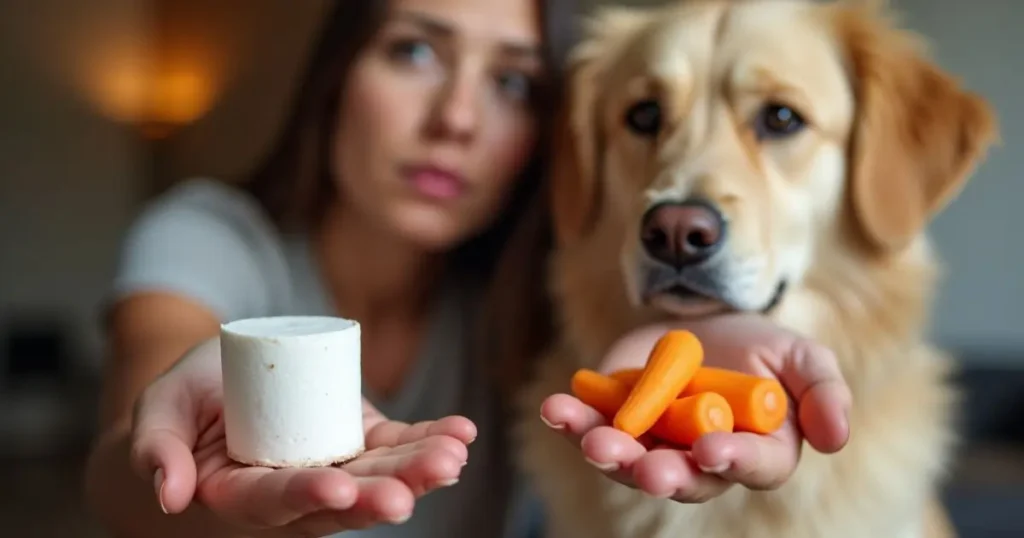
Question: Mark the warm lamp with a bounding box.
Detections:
[141,66,215,138]
[91,51,217,139]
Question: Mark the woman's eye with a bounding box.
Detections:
[495,71,533,102]
[388,39,435,66]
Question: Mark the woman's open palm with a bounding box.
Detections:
[130,339,476,538]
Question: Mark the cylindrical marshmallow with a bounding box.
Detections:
[220,316,364,468]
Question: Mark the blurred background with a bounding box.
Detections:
[0,0,1020,536]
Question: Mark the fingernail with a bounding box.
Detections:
[435,478,460,487]
[389,512,412,524]
[539,415,564,430]
[584,457,620,472]
[698,462,730,474]
[467,436,477,445]
[154,468,168,514]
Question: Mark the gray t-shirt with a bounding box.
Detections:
[109,178,542,538]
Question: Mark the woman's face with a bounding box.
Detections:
[333,0,545,251]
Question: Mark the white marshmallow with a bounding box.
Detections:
[220,316,364,468]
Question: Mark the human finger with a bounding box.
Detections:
[364,416,477,450]
[689,427,801,491]
[284,476,415,534]
[129,388,199,514]
[539,393,610,444]
[540,393,660,453]
[342,437,467,494]
[577,426,648,471]
[631,449,732,502]
[774,340,852,453]
[198,466,359,529]
[576,426,651,487]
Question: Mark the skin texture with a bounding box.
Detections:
[516,0,997,537]
[84,0,547,536]
[332,0,543,253]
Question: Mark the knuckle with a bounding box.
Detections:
[792,339,846,389]
[809,341,838,365]
[131,382,170,431]
[797,339,838,366]
[742,345,774,370]
[126,441,150,474]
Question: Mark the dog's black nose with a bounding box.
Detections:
[640,200,726,268]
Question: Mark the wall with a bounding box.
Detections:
[890,0,1023,360]
[150,0,330,189]
[0,0,329,371]
[0,0,152,370]
[582,0,1024,365]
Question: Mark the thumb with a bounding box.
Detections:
[774,339,852,454]
[129,387,200,514]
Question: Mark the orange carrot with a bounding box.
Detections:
[613,330,704,438]
[570,368,631,417]
[609,367,644,387]
[649,392,734,446]
[681,367,788,434]
[571,368,734,447]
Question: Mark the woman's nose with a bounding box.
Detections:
[430,73,479,141]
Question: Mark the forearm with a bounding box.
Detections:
[84,422,243,538]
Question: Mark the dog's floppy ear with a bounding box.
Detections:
[838,5,999,253]
[549,57,600,245]
[550,8,650,245]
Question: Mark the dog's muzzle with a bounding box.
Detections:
[637,198,787,313]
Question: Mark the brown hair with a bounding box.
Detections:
[242,1,579,400]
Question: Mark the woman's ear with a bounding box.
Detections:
[837,4,1000,253]
[549,7,651,246]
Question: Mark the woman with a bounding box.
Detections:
[84,0,852,536]
[86,1,572,536]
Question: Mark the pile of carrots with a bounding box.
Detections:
[570,330,788,448]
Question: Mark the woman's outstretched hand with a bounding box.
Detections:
[539,313,851,503]
[129,339,476,537]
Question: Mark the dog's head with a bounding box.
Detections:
[549,0,997,326]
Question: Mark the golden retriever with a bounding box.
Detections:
[515,0,999,537]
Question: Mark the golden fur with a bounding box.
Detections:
[514,0,999,537]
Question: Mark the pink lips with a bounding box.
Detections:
[403,164,467,201]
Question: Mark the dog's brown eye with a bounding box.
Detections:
[755,103,805,139]
[625,99,662,137]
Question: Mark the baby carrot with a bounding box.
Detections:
[681,367,788,434]
[613,330,704,438]
[570,369,733,447]
[609,367,643,387]
[570,368,631,417]
[649,392,734,447]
